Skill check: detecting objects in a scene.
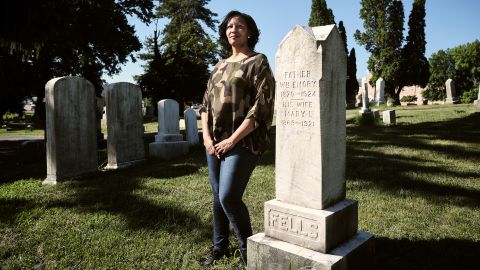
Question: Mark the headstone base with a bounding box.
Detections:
[43,176,58,185]
[264,199,358,253]
[473,100,480,107]
[155,133,184,142]
[445,98,459,104]
[43,170,96,185]
[149,141,189,160]
[105,159,145,170]
[248,232,374,270]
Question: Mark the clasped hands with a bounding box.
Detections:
[205,138,235,158]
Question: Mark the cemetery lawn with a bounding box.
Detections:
[1,104,479,269]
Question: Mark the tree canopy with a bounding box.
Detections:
[308,0,335,27]
[136,0,218,107]
[423,40,480,101]
[0,0,155,120]
[355,0,429,105]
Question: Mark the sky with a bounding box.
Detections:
[103,0,480,84]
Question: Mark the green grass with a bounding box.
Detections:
[1,104,480,269]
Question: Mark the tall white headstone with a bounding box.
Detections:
[149,99,188,159]
[376,77,385,105]
[104,82,145,169]
[184,108,199,146]
[43,76,98,184]
[248,25,373,270]
[445,78,459,104]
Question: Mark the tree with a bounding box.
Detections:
[308,0,335,27]
[137,0,218,106]
[450,40,480,88]
[337,21,358,107]
[355,0,407,105]
[338,21,348,55]
[400,0,429,91]
[424,40,480,101]
[346,48,359,107]
[422,50,454,101]
[0,0,155,121]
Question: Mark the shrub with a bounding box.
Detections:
[400,95,418,102]
[2,112,20,122]
[460,87,479,104]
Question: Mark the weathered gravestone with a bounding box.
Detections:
[445,78,459,104]
[103,82,145,169]
[184,108,199,146]
[149,99,189,159]
[376,77,385,105]
[360,81,371,115]
[248,25,374,270]
[383,110,396,125]
[43,76,98,184]
[473,85,480,107]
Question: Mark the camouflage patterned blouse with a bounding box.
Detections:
[200,53,275,155]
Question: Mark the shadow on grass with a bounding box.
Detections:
[375,237,479,270]
[0,144,213,243]
[0,140,46,183]
[347,112,480,208]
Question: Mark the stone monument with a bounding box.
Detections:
[360,81,372,115]
[376,77,385,105]
[184,108,199,146]
[383,110,396,125]
[103,82,145,169]
[149,99,189,159]
[43,76,98,184]
[445,78,459,104]
[248,25,374,270]
[473,85,480,107]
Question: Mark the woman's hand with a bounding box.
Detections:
[204,139,217,156]
[214,138,235,156]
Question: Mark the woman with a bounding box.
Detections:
[199,10,275,267]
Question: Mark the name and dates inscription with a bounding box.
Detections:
[277,70,318,128]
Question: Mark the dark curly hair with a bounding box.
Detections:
[218,10,260,53]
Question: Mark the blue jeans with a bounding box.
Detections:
[206,145,258,253]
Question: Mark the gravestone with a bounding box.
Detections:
[184,108,199,146]
[445,78,459,104]
[43,76,98,184]
[360,81,372,115]
[473,85,480,107]
[104,82,145,169]
[372,109,380,120]
[383,110,396,125]
[376,77,385,105]
[149,99,189,159]
[248,25,373,270]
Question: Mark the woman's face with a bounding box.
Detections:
[226,15,249,49]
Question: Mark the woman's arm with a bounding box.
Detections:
[201,111,217,156]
